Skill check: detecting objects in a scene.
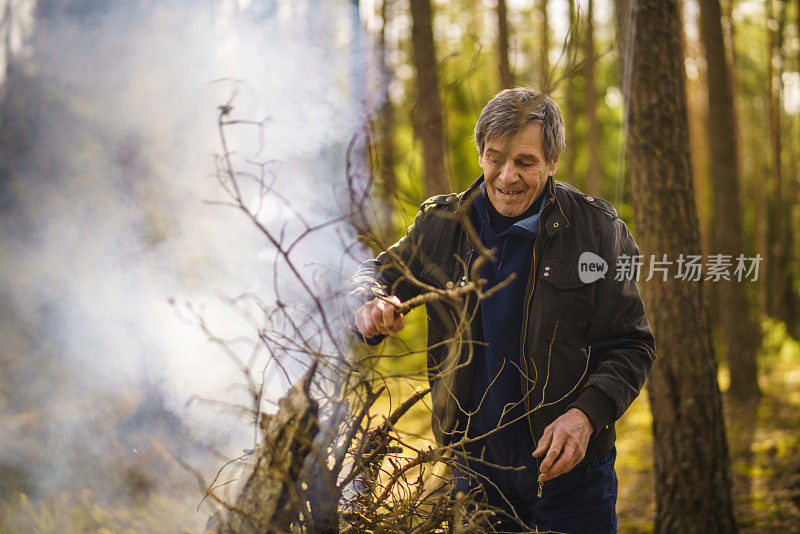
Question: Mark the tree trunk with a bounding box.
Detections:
[620,0,738,532]
[794,0,800,336]
[747,2,768,316]
[725,0,767,320]
[497,0,514,89]
[698,0,761,399]
[538,0,549,82]
[615,0,631,79]
[681,4,713,262]
[781,0,797,335]
[377,0,398,245]
[766,0,789,324]
[585,0,601,196]
[563,0,577,184]
[765,0,781,321]
[409,0,450,196]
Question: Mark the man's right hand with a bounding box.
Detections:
[354,295,405,338]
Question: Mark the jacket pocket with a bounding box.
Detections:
[540,260,594,336]
[534,319,592,410]
[532,261,594,408]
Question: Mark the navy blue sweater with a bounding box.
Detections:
[467,186,546,442]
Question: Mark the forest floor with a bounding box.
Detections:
[615,320,800,533]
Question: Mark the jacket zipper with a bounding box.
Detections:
[465,249,475,287]
[521,199,553,498]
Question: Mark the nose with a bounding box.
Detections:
[499,161,517,183]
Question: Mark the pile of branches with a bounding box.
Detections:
[204,367,495,534]
[186,98,529,533]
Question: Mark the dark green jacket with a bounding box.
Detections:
[348,176,656,463]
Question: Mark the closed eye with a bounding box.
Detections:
[483,148,506,161]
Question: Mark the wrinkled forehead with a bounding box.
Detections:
[482,122,545,153]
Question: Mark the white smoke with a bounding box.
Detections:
[0,0,372,529]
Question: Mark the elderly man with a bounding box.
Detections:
[349,88,656,533]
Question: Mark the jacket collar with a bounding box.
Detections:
[458,175,570,237]
[542,176,570,236]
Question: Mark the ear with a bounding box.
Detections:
[547,153,561,176]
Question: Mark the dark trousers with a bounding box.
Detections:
[452,439,618,533]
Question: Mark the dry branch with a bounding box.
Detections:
[200,93,566,534]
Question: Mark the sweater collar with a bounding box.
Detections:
[474,183,547,241]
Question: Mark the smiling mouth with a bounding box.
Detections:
[497,187,525,195]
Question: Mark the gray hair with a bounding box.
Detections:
[474,88,566,166]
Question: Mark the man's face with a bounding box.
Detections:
[479,122,559,217]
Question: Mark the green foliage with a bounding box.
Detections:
[759,317,800,366]
[382,0,632,226]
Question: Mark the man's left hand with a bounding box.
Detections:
[532,408,594,483]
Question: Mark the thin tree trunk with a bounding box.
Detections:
[766,0,787,321]
[774,0,797,334]
[620,0,738,531]
[794,0,800,335]
[538,0,549,82]
[749,0,769,315]
[765,0,781,319]
[725,0,762,313]
[585,0,601,195]
[681,4,713,261]
[377,0,397,244]
[782,0,798,334]
[615,0,630,77]
[772,0,796,334]
[723,0,737,76]
[409,0,450,196]
[682,3,720,342]
[497,0,514,89]
[698,0,761,399]
[564,0,577,184]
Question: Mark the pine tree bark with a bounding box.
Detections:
[620,0,738,531]
[409,0,450,196]
[698,0,760,399]
[585,0,601,196]
[496,0,514,89]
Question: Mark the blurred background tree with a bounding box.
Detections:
[362,0,800,531]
